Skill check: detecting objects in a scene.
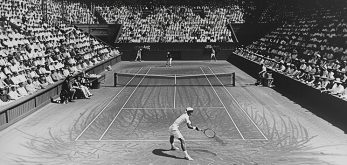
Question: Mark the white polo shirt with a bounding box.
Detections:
[170,113,191,131]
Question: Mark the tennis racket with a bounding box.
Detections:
[200,128,216,138]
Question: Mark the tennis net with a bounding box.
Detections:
[114,72,235,87]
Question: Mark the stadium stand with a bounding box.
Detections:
[96,5,244,43]
[0,0,120,106]
[235,5,347,100]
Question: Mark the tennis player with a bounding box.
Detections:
[166,51,172,67]
[169,107,200,160]
[135,48,142,62]
[210,47,217,61]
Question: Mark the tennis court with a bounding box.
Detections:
[1,61,347,165]
[75,65,267,142]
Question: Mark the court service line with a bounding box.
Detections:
[175,107,225,109]
[98,67,152,140]
[207,67,268,140]
[200,67,245,140]
[121,107,225,110]
[80,139,213,142]
[77,138,267,142]
[74,67,144,141]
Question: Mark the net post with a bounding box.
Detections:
[114,72,117,87]
[232,72,235,86]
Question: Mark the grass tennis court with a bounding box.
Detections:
[1,61,346,165]
[75,65,266,142]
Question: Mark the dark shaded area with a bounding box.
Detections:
[74,24,122,46]
[152,149,186,160]
[228,54,347,133]
[232,23,280,45]
[116,43,235,61]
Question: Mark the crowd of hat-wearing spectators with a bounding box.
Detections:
[0,0,98,28]
[0,21,120,106]
[46,0,99,25]
[96,5,244,43]
[0,0,119,106]
[234,7,347,100]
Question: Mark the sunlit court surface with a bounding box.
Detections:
[1,61,347,165]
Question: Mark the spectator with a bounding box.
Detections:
[39,76,49,89]
[45,72,55,84]
[17,82,29,97]
[331,78,345,95]
[0,87,11,104]
[4,73,14,86]
[71,75,92,99]
[8,85,21,100]
[32,77,43,90]
[25,79,37,95]
[256,64,267,86]
[61,76,76,103]
[340,86,347,100]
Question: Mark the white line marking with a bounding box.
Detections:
[76,139,267,142]
[174,81,176,109]
[200,67,245,140]
[74,67,144,141]
[123,107,174,110]
[121,107,225,110]
[98,67,152,140]
[207,66,268,140]
[174,107,225,109]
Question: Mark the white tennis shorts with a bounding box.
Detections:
[169,127,184,139]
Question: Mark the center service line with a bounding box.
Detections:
[75,67,144,141]
[200,67,245,140]
[98,67,152,140]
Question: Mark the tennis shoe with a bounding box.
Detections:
[185,155,193,161]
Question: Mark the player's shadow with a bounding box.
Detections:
[152,149,186,160]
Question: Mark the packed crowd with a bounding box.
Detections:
[0,0,120,106]
[1,0,98,27]
[0,21,120,106]
[235,7,347,100]
[47,0,98,25]
[96,5,243,43]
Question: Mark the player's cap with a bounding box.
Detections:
[186,107,194,112]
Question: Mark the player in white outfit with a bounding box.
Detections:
[168,107,200,160]
[210,47,217,61]
[166,51,172,67]
[135,48,142,62]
